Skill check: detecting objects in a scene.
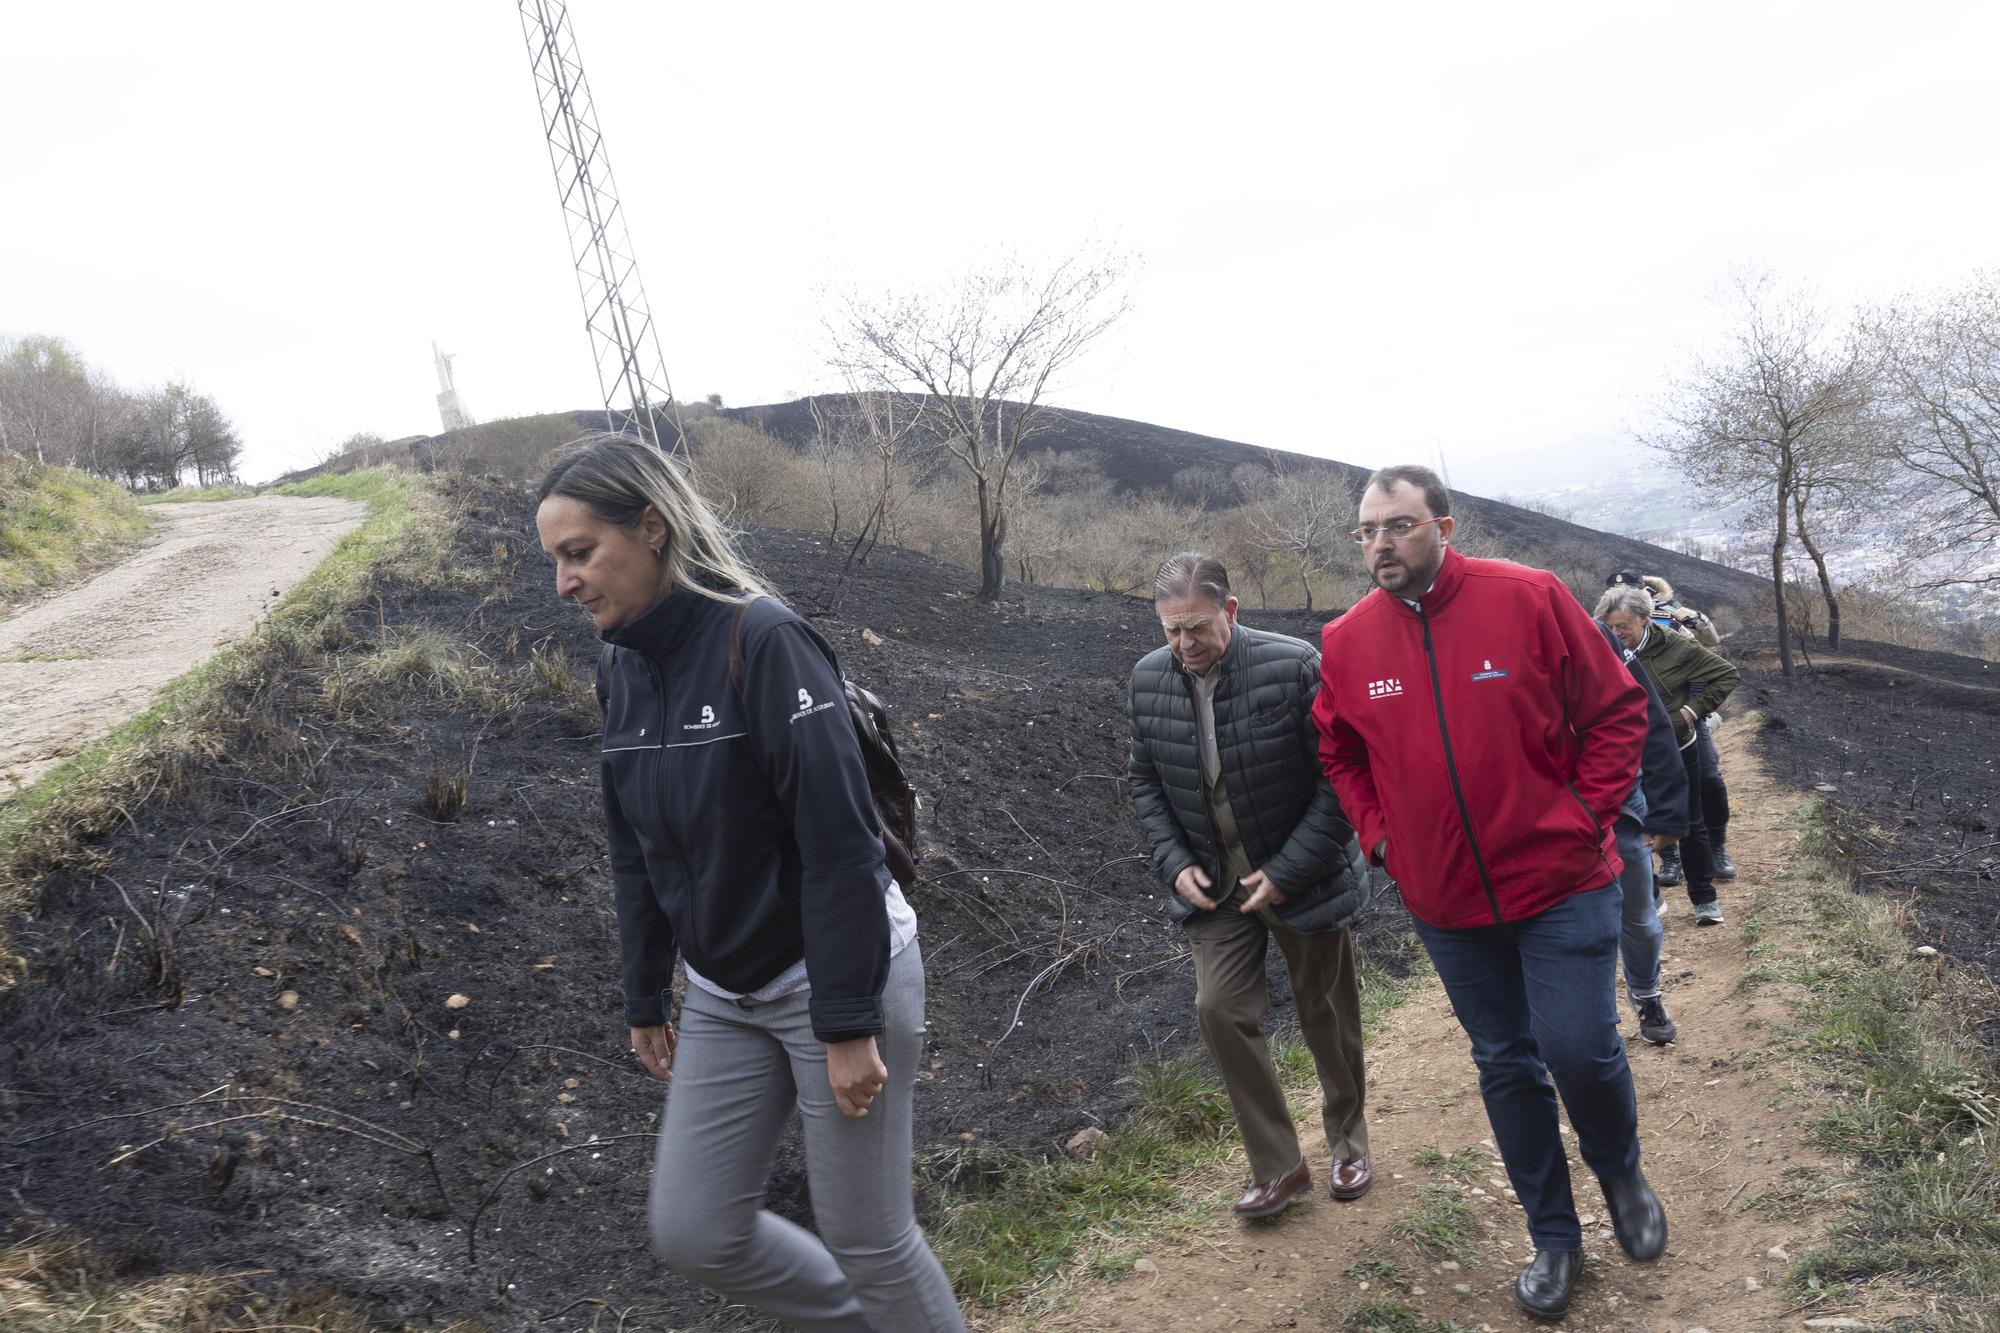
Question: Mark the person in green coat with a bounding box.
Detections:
[1596,586,1739,924]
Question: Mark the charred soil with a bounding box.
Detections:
[0,480,1411,1329]
[1733,634,2000,1015]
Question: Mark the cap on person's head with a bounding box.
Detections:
[1608,569,1646,588]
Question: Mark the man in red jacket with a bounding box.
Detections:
[1313,465,1666,1320]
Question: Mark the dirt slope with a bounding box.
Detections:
[1022,722,1904,1333]
[0,496,365,800]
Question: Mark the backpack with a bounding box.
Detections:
[595,600,921,888]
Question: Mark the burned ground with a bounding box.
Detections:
[1736,634,2000,1004]
[8,471,1991,1329]
[0,482,1409,1329]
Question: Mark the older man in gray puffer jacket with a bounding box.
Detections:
[1129,552,1373,1221]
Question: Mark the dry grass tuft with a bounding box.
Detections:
[0,1226,489,1332]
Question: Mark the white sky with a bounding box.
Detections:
[5,2,1995,492]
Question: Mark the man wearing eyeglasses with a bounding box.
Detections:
[1311,465,1663,1320]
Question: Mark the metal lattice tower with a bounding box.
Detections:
[518,0,684,454]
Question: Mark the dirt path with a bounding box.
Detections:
[1017,721,1897,1333]
[0,496,365,800]
[1733,649,2000,697]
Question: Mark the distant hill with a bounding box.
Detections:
[1521,471,2000,626]
[286,399,1776,628]
[734,397,1774,626]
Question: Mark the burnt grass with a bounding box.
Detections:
[1735,632,2000,1010]
[0,480,1413,1330]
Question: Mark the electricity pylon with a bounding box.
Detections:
[518,0,684,454]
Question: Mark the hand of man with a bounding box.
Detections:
[1237,868,1288,914]
[630,1023,677,1083]
[1174,865,1218,911]
[1372,838,1389,866]
[1645,833,1680,852]
[827,1036,888,1118]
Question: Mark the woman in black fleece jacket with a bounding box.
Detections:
[536,434,963,1332]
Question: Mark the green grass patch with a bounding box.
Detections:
[924,1047,1240,1306]
[1755,799,2000,1319]
[0,457,149,609]
[137,482,257,504]
[1342,1296,1475,1333]
[931,959,1426,1311]
[1341,1257,1413,1292]
[1411,1146,1484,1183]
[1390,1183,1481,1262]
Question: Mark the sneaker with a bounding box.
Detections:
[1712,845,1738,880]
[1693,900,1724,926]
[1635,996,1677,1045]
[1656,845,1684,887]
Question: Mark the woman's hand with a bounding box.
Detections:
[631,1023,677,1082]
[827,1036,888,1118]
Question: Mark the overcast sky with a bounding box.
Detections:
[6,2,1995,493]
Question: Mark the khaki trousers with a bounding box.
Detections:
[1185,901,1369,1182]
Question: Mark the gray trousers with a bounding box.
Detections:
[1184,901,1370,1182]
[648,944,965,1332]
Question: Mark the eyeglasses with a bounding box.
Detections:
[1349,516,1447,545]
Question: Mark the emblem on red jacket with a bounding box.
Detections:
[1367,677,1404,699]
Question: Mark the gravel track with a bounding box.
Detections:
[0,496,365,800]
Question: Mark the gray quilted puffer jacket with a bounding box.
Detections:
[1127,624,1370,933]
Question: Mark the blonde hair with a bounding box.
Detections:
[537,432,776,604]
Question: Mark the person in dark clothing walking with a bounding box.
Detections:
[1597,585,1739,927]
[1318,466,1665,1320]
[1609,572,1736,884]
[1128,553,1374,1220]
[1593,620,1690,1045]
[536,434,964,1333]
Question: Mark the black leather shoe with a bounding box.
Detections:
[1513,1249,1580,1319]
[1602,1167,1668,1262]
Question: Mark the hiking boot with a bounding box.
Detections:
[1713,845,1738,880]
[1635,996,1677,1045]
[1694,900,1724,926]
[1656,844,1684,887]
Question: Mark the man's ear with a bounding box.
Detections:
[1438,515,1456,545]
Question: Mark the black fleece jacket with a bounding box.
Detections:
[598,589,892,1042]
[1596,620,1690,838]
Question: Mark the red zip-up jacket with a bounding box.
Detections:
[1313,547,1647,930]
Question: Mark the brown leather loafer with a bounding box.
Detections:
[1329,1156,1373,1201]
[1232,1158,1312,1219]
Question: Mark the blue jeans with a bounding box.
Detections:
[1615,815,1664,1002]
[1412,883,1642,1252]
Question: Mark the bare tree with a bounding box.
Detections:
[1867,273,2000,590]
[1245,456,1351,612]
[1647,273,1876,672]
[827,249,1130,600]
[0,335,89,465]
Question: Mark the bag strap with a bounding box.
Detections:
[595,642,615,711]
[725,596,760,695]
